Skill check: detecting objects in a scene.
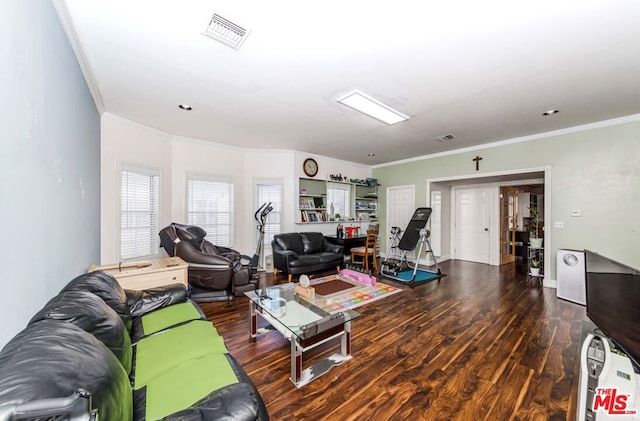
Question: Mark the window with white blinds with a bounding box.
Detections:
[186,176,234,247]
[120,166,159,260]
[327,182,351,218]
[256,182,282,244]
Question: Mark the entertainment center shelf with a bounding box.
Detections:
[298,177,378,224]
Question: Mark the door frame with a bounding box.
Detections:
[385,184,415,259]
[426,166,553,286]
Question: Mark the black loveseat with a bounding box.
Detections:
[271,232,344,281]
[0,271,268,421]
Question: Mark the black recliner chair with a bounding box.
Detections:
[159,223,258,301]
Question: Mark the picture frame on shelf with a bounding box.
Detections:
[306,199,314,208]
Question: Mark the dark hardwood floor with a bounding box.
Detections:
[199,260,589,421]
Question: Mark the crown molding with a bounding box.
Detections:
[102,113,172,138]
[52,0,105,114]
[102,114,372,170]
[293,150,373,170]
[373,113,640,169]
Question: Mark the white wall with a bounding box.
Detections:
[170,136,246,230]
[0,1,100,347]
[101,114,172,263]
[293,151,371,184]
[100,118,373,262]
[243,149,295,255]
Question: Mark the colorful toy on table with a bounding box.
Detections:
[339,265,376,286]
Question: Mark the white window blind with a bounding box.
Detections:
[187,177,234,247]
[121,167,159,260]
[256,183,282,244]
[327,183,351,218]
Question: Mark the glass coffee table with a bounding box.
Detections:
[245,283,360,387]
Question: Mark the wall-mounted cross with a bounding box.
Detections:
[473,155,483,171]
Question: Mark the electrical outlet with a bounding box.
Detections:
[554,221,564,228]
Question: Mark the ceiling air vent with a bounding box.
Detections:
[434,134,456,142]
[203,14,250,50]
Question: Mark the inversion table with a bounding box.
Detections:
[380,207,444,287]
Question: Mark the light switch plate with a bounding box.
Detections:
[570,210,582,217]
[554,221,564,228]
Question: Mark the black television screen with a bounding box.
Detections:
[585,250,640,371]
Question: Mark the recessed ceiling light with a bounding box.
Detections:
[542,109,559,116]
[368,153,376,157]
[178,104,192,111]
[337,89,409,125]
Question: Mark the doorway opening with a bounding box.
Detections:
[426,167,551,285]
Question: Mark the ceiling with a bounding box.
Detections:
[56,0,640,165]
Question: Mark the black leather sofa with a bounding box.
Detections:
[271,232,344,281]
[159,223,258,301]
[0,271,268,421]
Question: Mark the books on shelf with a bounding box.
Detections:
[300,210,327,223]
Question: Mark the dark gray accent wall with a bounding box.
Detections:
[0,0,100,346]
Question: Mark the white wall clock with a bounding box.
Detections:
[303,158,318,177]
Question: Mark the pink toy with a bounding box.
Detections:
[339,268,376,286]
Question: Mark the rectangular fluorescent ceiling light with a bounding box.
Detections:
[337,90,409,125]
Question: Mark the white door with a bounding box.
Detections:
[454,187,491,264]
[386,185,415,257]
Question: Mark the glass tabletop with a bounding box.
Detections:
[245,283,360,340]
